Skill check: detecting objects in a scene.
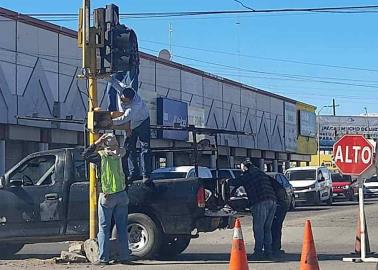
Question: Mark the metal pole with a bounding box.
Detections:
[82,0,98,240]
[318,112,321,166]
[193,130,199,177]
[358,177,366,259]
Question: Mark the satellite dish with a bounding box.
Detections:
[158,49,171,61]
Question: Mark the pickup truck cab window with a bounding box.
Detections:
[9,155,56,186]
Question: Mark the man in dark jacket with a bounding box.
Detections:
[234,160,277,259]
[270,176,290,257]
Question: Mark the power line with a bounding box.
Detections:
[141,47,378,89]
[232,0,255,11]
[12,5,378,19]
[141,39,378,73]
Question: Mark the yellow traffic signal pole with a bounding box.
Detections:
[80,0,98,239]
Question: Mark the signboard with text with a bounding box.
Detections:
[319,115,378,148]
[333,135,374,175]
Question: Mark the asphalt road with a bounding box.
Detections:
[2,198,378,269]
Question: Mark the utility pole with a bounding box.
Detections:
[79,0,98,239]
[333,98,336,116]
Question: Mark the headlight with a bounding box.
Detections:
[343,185,350,190]
[308,184,316,190]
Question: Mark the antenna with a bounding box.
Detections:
[169,23,173,60]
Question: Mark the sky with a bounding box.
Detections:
[1,0,378,116]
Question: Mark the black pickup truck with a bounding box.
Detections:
[0,148,234,259]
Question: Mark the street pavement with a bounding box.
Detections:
[2,199,378,269]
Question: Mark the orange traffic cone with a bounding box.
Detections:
[355,211,371,255]
[300,220,320,270]
[229,218,249,270]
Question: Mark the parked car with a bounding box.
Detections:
[152,166,213,179]
[331,172,355,201]
[285,166,333,205]
[210,168,242,180]
[0,149,235,259]
[364,175,378,198]
[151,166,231,211]
[267,172,296,210]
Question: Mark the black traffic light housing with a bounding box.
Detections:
[95,4,136,74]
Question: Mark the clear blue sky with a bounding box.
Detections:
[2,0,378,116]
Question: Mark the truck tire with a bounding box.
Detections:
[128,213,162,259]
[0,243,24,258]
[157,235,191,258]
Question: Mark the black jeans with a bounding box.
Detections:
[271,204,288,252]
[122,118,151,178]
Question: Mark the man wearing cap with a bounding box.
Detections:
[106,76,152,184]
[233,159,277,260]
[82,133,131,265]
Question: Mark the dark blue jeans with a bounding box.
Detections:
[123,118,151,178]
[98,191,129,263]
[251,199,277,254]
[107,68,139,111]
[271,204,288,252]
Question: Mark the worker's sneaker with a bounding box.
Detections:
[249,252,264,261]
[92,260,109,265]
[273,249,286,257]
[142,176,153,186]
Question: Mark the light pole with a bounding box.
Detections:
[364,107,371,139]
[317,105,333,166]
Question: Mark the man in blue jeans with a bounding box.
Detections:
[106,76,152,184]
[82,133,131,265]
[234,160,277,260]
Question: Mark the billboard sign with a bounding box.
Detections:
[284,102,297,152]
[299,110,316,137]
[319,116,378,148]
[157,97,188,141]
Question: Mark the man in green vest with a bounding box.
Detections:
[82,133,131,265]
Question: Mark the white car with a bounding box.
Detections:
[285,166,333,205]
[364,175,378,198]
[151,166,213,180]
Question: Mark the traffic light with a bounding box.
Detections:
[109,24,132,72]
[94,4,136,74]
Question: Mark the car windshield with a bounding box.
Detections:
[331,173,352,183]
[365,176,378,183]
[150,172,187,180]
[286,170,316,181]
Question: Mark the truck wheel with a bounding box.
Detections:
[128,213,162,259]
[0,243,24,258]
[158,235,191,258]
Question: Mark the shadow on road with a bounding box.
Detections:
[143,252,357,265]
[9,253,59,260]
[292,207,329,212]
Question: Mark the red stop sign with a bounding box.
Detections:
[333,135,374,175]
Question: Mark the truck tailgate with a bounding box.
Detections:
[127,178,203,234]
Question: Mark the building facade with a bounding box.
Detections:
[0,7,316,175]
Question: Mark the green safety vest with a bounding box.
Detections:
[98,151,126,194]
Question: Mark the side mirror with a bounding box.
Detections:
[9,179,23,187]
